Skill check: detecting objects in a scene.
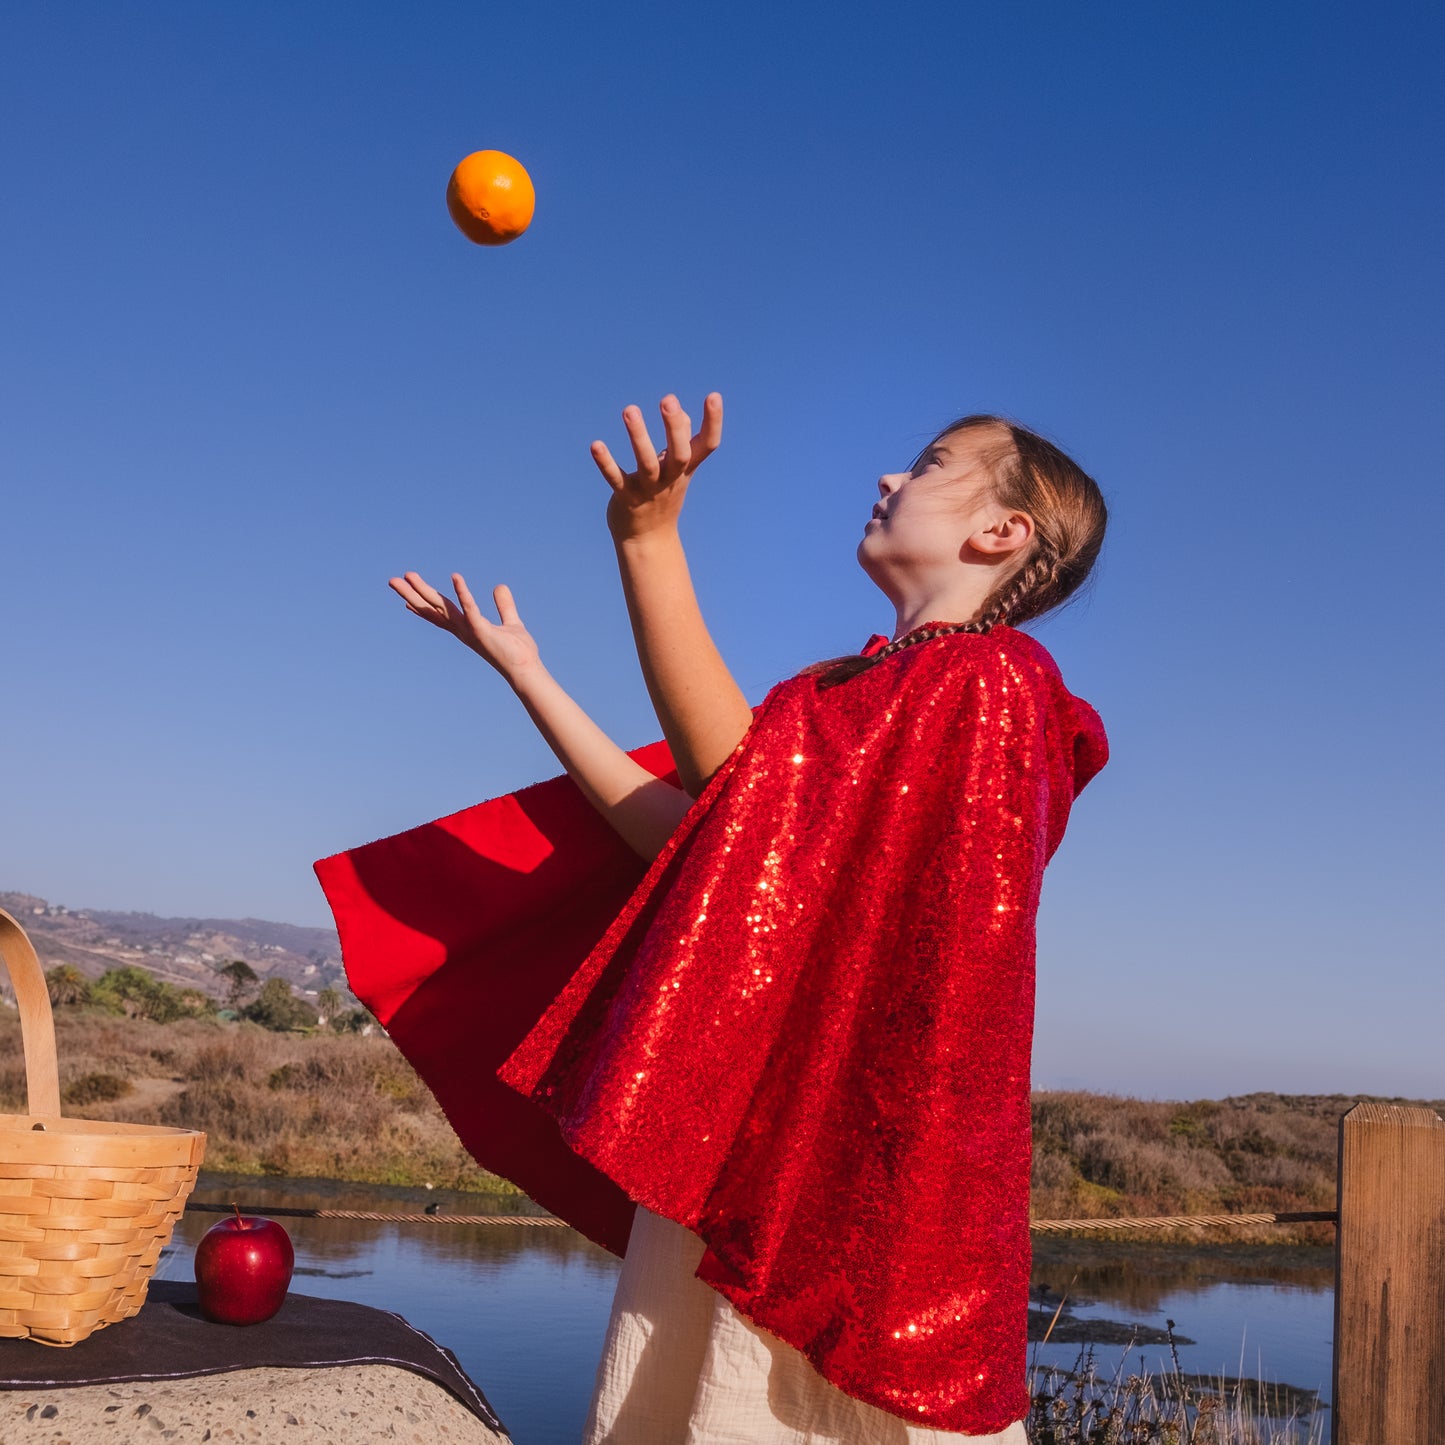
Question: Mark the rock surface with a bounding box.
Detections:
[0,1363,512,1443]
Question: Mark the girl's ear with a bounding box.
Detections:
[967,511,1034,558]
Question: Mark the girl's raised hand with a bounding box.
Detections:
[387,572,541,685]
[591,392,723,541]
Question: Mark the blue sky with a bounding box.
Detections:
[3,1,1441,1100]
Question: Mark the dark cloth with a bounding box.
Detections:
[0,1280,505,1435]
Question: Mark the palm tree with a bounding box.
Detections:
[45,965,90,1007]
[316,986,343,1026]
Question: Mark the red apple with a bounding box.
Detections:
[194,1207,295,1325]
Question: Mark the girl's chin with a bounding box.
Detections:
[857,531,891,566]
[855,543,890,583]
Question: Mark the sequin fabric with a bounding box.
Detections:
[498,625,1109,1435]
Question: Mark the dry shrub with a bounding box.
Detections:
[162,1078,291,1145]
[1076,1129,1234,1202]
[184,1025,281,1084]
[141,1022,513,1190]
[1031,1150,1077,1194]
[62,1072,132,1107]
[0,1062,26,1112]
[263,1036,428,1109]
[1031,1089,1349,1241]
[0,1010,213,1109]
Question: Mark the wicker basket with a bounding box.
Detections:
[0,906,206,1345]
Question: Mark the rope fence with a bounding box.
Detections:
[186,1202,1339,1232]
[188,1203,571,1226]
[1027,1208,1336,1234]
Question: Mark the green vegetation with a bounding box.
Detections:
[46,963,215,1023]
[326,1006,377,1033]
[240,977,318,1032]
[43,961,357,1035]
[91,966,215,1023]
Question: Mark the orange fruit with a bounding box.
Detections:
[446,150,535,246]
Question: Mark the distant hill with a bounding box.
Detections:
[0,891,345,1003]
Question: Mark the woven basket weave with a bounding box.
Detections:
[0,906,206,1345]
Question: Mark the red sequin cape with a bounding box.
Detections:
[314,625,1108,1433]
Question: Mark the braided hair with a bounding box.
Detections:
[809,415,1106,689]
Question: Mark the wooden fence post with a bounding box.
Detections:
[1333,1101,1445,1443]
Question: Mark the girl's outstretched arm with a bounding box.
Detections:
[389,571,693,861]
[591,392,755,797]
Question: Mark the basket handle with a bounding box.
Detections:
[0,907,63,1117]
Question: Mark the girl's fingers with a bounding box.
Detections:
[451,573,487,624]
[595,393,721,492]
[660,395,692,473]
[404,571,451,611]
[694,391,723,460]
[390,576,437,614]
[590,440,626,490]
[392,573,469,634]
[492,582,522,627]
[621,404,661,480]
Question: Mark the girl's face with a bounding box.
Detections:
[857,425,1009,586]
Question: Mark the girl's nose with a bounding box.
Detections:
[877,473,902,497]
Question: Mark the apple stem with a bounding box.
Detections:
[232,1203,246,1228]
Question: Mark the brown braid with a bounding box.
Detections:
[806,414,1105,690]
[973,541,1064,633]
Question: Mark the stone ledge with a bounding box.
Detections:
[0,1362,513,1443]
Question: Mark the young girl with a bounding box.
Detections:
[315,392,1108,1445]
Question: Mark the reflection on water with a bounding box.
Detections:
[1033,1235,1336,1312]
[161,1175,1336,1444]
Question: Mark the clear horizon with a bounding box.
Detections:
[3,1,1441,1101]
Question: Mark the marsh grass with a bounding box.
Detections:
[1027,1319,1327,1444]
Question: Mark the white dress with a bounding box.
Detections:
[582,1207,1030,1445]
